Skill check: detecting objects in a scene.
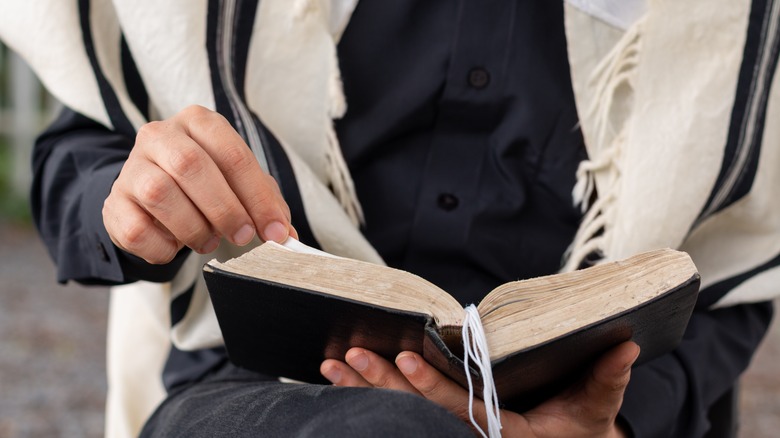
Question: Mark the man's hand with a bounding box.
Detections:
[320,342,638,437]
[103,105,296,264]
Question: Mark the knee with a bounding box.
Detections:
[308,388,473,437]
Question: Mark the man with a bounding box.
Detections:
[3,0,777,436]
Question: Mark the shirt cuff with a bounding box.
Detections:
[61,161,190,284]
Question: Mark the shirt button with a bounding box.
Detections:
[468,68,490,89]
[437,193,459,211]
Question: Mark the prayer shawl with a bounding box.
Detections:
[2,0,779,436]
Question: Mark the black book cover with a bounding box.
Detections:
[204,265,699,409]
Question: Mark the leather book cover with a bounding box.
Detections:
[204,266,435,384]
[204,262,699,409]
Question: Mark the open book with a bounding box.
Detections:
[203,240,700,410]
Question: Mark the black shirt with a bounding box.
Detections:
[337,0,585,305]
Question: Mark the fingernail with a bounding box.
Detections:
[199,235,221,254]
[262,221,289,243]
[396,354,418,375]
[322,366,341,384]
[233,224,255,245]
[346,351,368,372]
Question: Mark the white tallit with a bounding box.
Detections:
[2,0,779,436]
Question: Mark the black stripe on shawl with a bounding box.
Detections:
[77,0,135,137]
[205,0,277,178]
[205,0,320,249]
[696,252,780,309]
[232,0,259,102]
[206,0,237,129]
[120,36,149,120]
[164,271,227,391]
[231,0,282,182]
[696,0,780,222]
[162,344,227,391]
[170,281,196,327]
[258,118,322,250]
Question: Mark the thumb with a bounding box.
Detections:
[579,341,640,423]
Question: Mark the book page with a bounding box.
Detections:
[477,249,697,360]
[206,240,466,327]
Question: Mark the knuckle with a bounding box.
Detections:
[449,401,472,423]
[171,220,210,249]
[418,377,447,399]
[607,373,630,393]
[179,104,211,120]
[590,413,615,430]
[145,247,178,265]
[245,177,283,213]
[574,402,618,429]
[136,173,174,209]
[219,144,252,170]
[167,145,206,180]
[204,202,235,226]
[371,372,395,389]
[135,120,166,145]
[609,381,627,393]
[245,190,275,215]
[180,105,227,129]
[117,220,151,252]
[122,226,179,264]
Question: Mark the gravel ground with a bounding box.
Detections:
[0,222,778,438]
[0,224,107,438]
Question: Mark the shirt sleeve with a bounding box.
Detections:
[618,299,774,437]
[31,107,189,285]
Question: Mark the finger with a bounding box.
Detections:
[320,359,372,388]
[177,106,293,243]
[338,348,420,394]
[136,118,258,247]
[103,191,183,264]
[576,341,640,427]
[125,161,220,254]
[395,352,478,425]
[586,341,639,402]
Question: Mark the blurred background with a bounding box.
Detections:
[0,45,778,438]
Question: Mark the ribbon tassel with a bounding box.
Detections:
[462,305,502,437]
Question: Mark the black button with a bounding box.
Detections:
[468,68,490,89]
[437,193,459,211]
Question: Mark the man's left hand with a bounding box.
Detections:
[320,342,637,437]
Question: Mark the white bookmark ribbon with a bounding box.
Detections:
[462,305,502,437]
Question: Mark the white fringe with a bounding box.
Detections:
[328,60,347,119]
[462,305,502,438]
[325,123,365,225]
[289,0,363,226]
[572,145,619,212]
[566,19,643,272]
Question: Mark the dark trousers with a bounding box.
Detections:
[141,362,474,437]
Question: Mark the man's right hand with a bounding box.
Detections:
[103,105,296,264]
